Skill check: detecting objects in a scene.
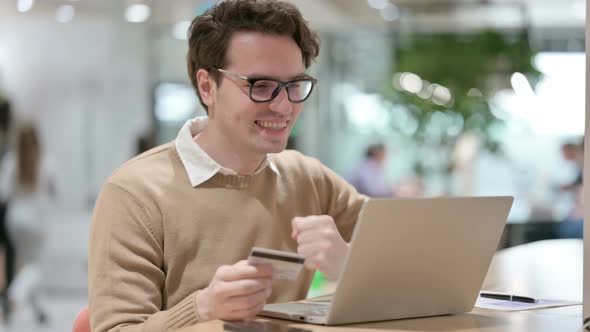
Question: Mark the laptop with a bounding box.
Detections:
[261,196,513,325]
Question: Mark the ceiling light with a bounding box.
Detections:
[367,0,389,10]
[55,4,75,23]
[126,4,151,23]
[380,3,400,22]
[17,0,34,13]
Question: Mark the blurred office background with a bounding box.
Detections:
[0,0,585,330]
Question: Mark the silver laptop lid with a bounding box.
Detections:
[326,196,513,325]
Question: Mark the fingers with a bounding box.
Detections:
[291,215,349,281]
[237,260,274,278]
[201,256,279,322]
[224,286,271,312]
[211,261,273,301]
[292,216,333,240]
[296,242,327,257]
[204,261,274,321]
[216,261,273,282]
[220,278,272,298]
[296,243,327,270]
[296,228,337,245]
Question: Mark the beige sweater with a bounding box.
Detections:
[89,143,366,332]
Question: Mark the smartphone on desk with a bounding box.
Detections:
[223,320,312,332]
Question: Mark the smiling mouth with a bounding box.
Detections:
[255,120,288,129]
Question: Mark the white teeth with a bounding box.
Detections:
[256,121,287,129]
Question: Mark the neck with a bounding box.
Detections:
[195,127,265,175]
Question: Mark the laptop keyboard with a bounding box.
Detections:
[289,302,330,316]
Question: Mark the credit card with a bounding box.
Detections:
[248,247,305,281]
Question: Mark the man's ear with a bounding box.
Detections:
[196,69,216,109]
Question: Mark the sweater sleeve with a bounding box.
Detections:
[314,161,368,242]
[89,183,201,332]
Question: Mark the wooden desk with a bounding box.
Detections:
[178,239,583,331]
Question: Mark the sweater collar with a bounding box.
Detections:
[175,116,280,187]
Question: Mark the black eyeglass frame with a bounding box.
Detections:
[211,67,318,103]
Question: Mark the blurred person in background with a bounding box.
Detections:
[0,99,15,320]
[88,1,366,331]
[347,143,395,197]
[559,141,583,193]
[558,140,584,239]
[559,185,584,239]
[0,124,56,324]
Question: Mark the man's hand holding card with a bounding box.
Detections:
[195,260,273,321]
[197,215,348,322]
[248,247,305,281]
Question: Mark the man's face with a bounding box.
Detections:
[208,32,306,157]
[374,149,386,165]
[562,147,576,161]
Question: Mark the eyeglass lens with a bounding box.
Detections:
[250,80,313,102]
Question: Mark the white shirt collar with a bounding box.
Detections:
[175,116,280,187]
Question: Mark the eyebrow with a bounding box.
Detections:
[247,73,311,81]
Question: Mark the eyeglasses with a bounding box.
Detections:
[211,67,317,103]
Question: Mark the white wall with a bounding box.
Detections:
[153,32,190,83]
[0,16,151,212]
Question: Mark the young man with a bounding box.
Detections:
[89,1,366,331]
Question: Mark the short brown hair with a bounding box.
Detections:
[186,0,320,113]
[366,143,385,158]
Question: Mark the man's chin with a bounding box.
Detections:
[257,141,288,154]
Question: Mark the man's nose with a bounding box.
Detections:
[268,87,292,115]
